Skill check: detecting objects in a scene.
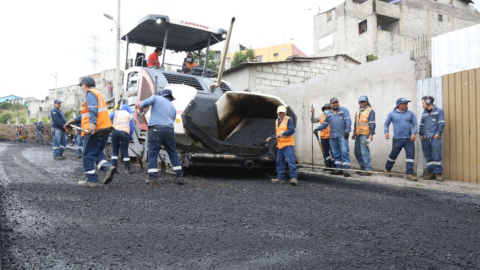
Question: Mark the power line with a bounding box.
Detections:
[88,34,101,73]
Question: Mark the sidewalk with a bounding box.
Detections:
[298,165,480,197]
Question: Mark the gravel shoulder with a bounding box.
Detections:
[0,141,479,269]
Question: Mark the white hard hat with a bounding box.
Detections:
[277,106,287,113]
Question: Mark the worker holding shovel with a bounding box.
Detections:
[311,103,336,170]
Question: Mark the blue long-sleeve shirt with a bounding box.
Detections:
[140,95,176,128]
[316,106,351,138]
[353,107,376,135]
[50,107,66,129]
[110,104,134,137]
[384,109,418,139]
[419,105,445,138]
[74,91,99,124]
[34,121,44,131]
[269,117,295,139]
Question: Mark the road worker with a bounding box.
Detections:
[314,97,352,177]
[311,103,336,170]
[147,47,163,68]
[352,95,376,176]
[384,98,418,181]
[182,52,198,74]
[33,121,44,144]
[65,76,116,187]
[138,89,184,185]
[110,104,134,175]
[50,99,67,160]
[266,105,298,186]
[419,96,445,182]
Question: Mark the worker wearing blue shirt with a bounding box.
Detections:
[138,89,184,185]
[110,104,134,175]
[50,99,67,160]
[33,121,44,144]
[384,98,418,181]
[314,97,352,177]
[267,105,298,186]
[419,96,445,182]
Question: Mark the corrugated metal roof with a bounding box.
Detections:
[432,23,480,77]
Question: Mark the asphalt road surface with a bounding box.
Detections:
[0,141,479,269]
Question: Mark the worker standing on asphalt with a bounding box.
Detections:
[311,103,336,170]
[110,104,134,175]
[352,95,376,176]
[65,76,116,187]
[266,105,298,186]
[419,96,445,182]
[50,99,67,160]
[33,121,44,144]
[384,98,418,181]
[138,89,184,185]
[314,97,352,177]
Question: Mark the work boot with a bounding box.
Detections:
[435,173,444,182]
[406,174,417,181]
[290,178,298,186]
[77,154,82,158]
[125,170,132,175]
[385,170,392,177]
[271,178,285,183]
[54,156,66,160]
[145,178,156,186]
[343,171,351,177]
[36,140,39,144]
[102,166,116,185]
[176,175,184,185]
[330,170,343,175]
[424,170,435,180]
[41,139,43,144]
[77,181,98,187]
[359,171,372,176]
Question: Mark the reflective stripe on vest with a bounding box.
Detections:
[113,110,133,134]
[319,114,330,139]
[276,116,295,149]
[80,88,112,136]
[355,107,372,136]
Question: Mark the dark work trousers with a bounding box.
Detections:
[320,138,336,168]
[385,138,415,175]
[147,126,183,179]
[111,130,131,170]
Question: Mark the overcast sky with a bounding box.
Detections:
[0,0,477,100]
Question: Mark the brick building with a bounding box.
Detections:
[314,0,480,63]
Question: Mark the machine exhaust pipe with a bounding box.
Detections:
[209,17,235,91]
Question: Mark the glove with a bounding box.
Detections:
[137,104,145,115]
[65,118,75,127]
[313,129,319,136]
[88,123,96,134]
[344,132,349,139]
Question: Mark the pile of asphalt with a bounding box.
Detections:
[224,118,275,147]
[0,142,479,269]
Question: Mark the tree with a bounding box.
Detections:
[232,51,247,67]
[193,50,220,71]
[245,49,256,62]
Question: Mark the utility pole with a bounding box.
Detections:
[114,0,121,104]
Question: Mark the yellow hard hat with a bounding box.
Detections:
[277,106,287,113]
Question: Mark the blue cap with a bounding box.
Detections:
[358,95,369,102]
[161,89,175,100]
[79,76,96,87]
[396,98,411,107]
[54,99,62,104]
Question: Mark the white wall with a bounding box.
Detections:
[265,52,422,173]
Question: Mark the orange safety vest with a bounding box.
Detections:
[81,88,112,136]
[113,110,133,134]
[319,114,331,139]
[184,61,198,71]
[355,107,373,136]
[276,116,295,149]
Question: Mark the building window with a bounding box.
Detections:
[359,20,367,34]
[327,11,333,22]
[273,53,279,57]
[438,14,443,22]
[318,33,333,50]
[257,55,263,63]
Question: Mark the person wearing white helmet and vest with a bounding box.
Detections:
[109,104,134,175]
[266,105,298,186]
[352,95,376,176]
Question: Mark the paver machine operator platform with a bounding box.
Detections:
[120,14,297,172]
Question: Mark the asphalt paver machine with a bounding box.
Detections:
[120,14,296,174]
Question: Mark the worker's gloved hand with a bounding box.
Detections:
[344,132,349,139]
[88,123,96,134]
[313,129,319,136]
[65,118,75,127]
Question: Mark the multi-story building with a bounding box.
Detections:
[314,0,480,63]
